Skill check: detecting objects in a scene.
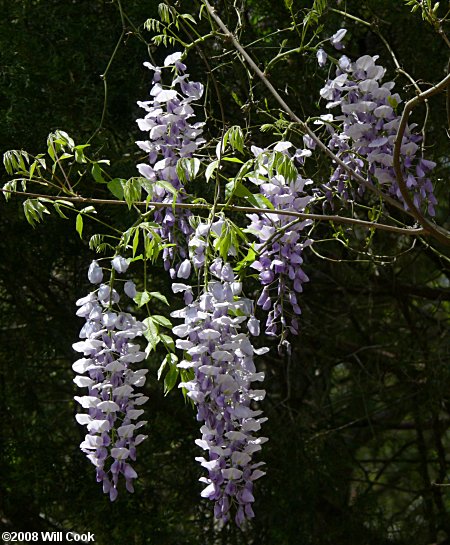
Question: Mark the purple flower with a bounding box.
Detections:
[330,28,347,50]
[73,264,148,500]
[88,260,103,284]
[124,281,137,299]
[171,256,268,526]
[136,54,205,274]
[111,255,129,274]
[317,48,328,67]
[319,54,437,214]
[177,259,192,279]
[246,144,313,336]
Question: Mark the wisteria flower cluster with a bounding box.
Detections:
[171,256,268,526]
[246,143,313,337]
[136,52,206,275]
[69,37,441,526]
[73,258,148,501]
[319,54,437,214]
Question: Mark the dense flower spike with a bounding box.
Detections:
[172,256,268,526]
[246,143,313,337]
[319,54,437,215]
[73,260,148,501]
[136,52,205,275]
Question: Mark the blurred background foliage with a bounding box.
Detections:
[0,0,449,544]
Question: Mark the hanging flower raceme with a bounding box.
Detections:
[73,258,148,501]
[319,54,437,215]
[171,257,268,527]
[246,143,314,338]
[136,52,206,276]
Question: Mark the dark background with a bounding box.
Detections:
[1,1,449,543]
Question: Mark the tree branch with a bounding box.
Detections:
[0,188,427,236]
[202,0,450,247]
[392,73,450,247]
[201,0,414,215]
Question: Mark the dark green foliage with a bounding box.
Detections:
[1,1,450,544]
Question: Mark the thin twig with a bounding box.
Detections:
[203,0,450,247]
[0,188,427,236]
[201,1,419,216]
[447,58,450,134]
[88,0,126,144]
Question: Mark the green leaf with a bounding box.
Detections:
[160,333,175,352]
[123,179,142,209]
[260,123,275,133]
[54,130,75,149]
[91,163,106,184]
[74,144,89,164]
[180,13,197,24]
[176,157,201,183]
[108,178,125,200]
[164,363,179,395]
[157,355,169,381]
[2,180,17,201]
[226,126,244,154]
[29,160,37,179]
[143,316,160,352]
[149,291,169,306]
[75,213,83,239]
[134,291,151,308]
[132,228,140,257]
[158,2,172,23]
[388,95,398,110]
[236,245,257,271]
[53,202,69,219]
[218,230,232,261]
[231,91,243,107]
[152,315,172,328]
[155,179,177,195]
[79,205,96,214]
[248,193,274,209]
[222,157,243,164]
[274,151,298,183]
[226,180,254,200]
[89,233,105,252]
[23,199,50,227]
[3,150,30,175]
[144,18,161,32]
[205,160,219,183]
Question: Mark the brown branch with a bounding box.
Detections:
[203,0,450,247]
[0,188,428,236]
[201,0,414,216]
[447,58,450,134]
[393,73,450,247]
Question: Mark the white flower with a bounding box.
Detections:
[111,255,129,273]
[330,28,347,49]
[316,48,327,67]
[88,261,103,284]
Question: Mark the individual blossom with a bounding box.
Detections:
[317,48,328,68]
[136,52,206,276]
[111,255,129,274]
[88,260,103,284]
[124,280,137,299]
[330,28,347,50]
[171,256,268,526]
[318,54,437,215]
[246,143,314,337]
[72,260,148,501]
